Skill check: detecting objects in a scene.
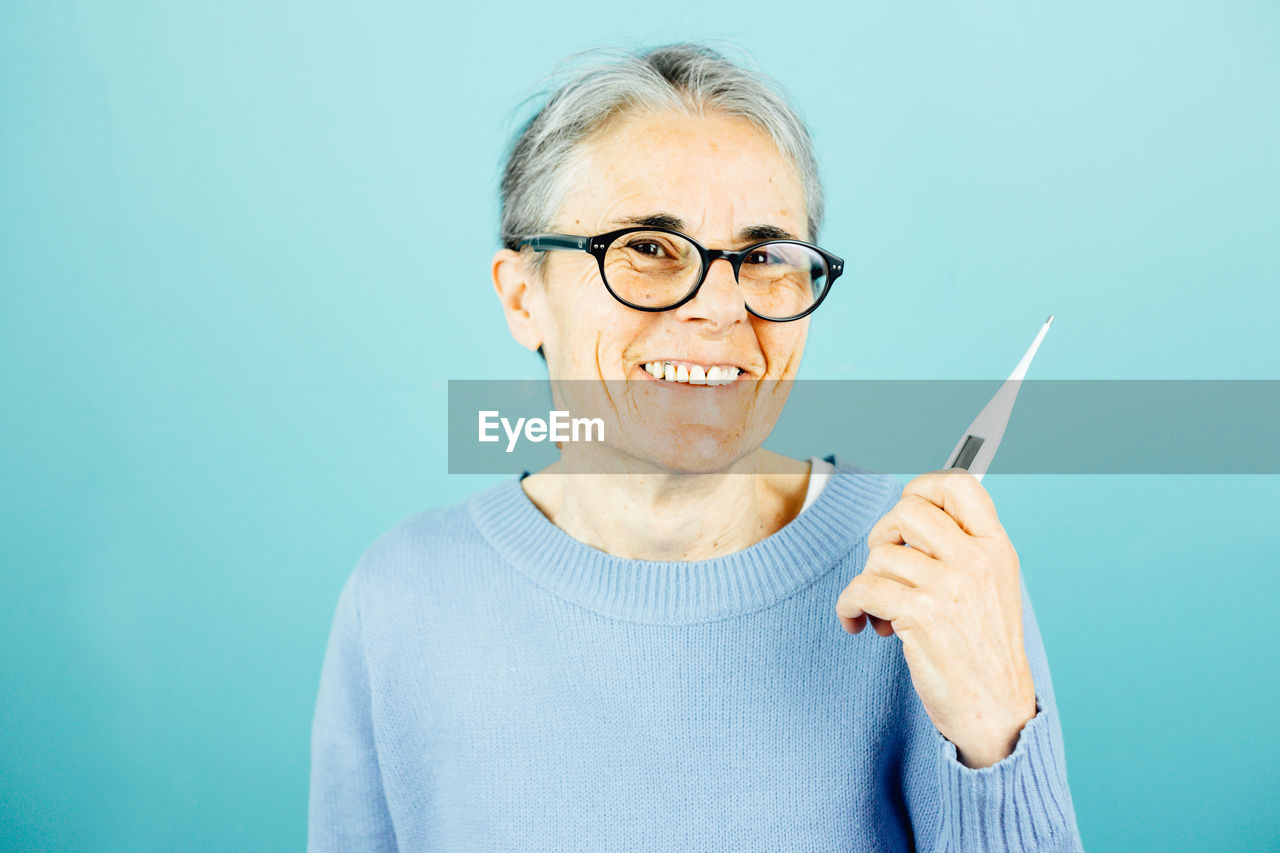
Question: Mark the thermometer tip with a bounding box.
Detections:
[1045,313,1054,326]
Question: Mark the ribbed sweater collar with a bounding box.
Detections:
[466,454,896,625]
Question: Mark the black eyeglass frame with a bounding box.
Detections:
[515,226,845,322]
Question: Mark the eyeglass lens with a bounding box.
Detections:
[602,231,828,318]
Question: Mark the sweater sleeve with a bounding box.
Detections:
[308,568,398,852]
[899,572,1085,852]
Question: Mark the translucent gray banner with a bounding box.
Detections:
[448,380,1280,474]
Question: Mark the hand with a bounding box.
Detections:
[835,469,1037,768]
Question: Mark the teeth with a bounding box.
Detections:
[642,361,741,385]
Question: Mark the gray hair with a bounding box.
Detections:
[498,41,826,277]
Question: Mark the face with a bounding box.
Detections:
[496,109,813,473]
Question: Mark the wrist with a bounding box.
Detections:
[951,698,1038,769]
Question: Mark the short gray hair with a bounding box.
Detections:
[498,41,826,280]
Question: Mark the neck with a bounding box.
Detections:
[520,448,813,561]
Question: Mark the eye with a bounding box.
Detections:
[627,240,665,257]
[744,249,773,265]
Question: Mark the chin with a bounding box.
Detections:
[620,430,754,475]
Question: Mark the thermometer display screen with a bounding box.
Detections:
[953,435,985,470]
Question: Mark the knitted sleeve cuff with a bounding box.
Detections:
[934,695,1082,852]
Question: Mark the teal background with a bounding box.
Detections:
[2,1,1277,850]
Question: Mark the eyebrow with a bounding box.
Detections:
[606,213,798,243]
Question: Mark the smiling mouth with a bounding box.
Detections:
[636,360,744,386]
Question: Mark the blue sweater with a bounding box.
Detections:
[308,455,1084,851]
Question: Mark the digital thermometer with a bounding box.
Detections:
[943,315,1054,482]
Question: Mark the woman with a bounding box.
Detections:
[309,43,1084,851]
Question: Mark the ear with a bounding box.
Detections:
[490,248,545,354]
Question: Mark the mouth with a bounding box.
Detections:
[634,359,747,386]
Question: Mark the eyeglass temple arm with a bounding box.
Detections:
[516,234,591,252]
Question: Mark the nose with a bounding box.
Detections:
[673,257,748,328]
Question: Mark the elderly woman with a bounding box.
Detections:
[309,43,1084,852]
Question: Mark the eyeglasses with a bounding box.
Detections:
[515,226,845,322]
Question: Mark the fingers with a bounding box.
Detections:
[835,572,919,635]
[839,537,952,630]
[864,540,942,589]
[867,494,967,559]
[840,469,1008,638]
[867,615,895,637]
[901,469,1005,539]
[838,612,866,635]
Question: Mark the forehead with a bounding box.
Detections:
[559,109,808,238]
